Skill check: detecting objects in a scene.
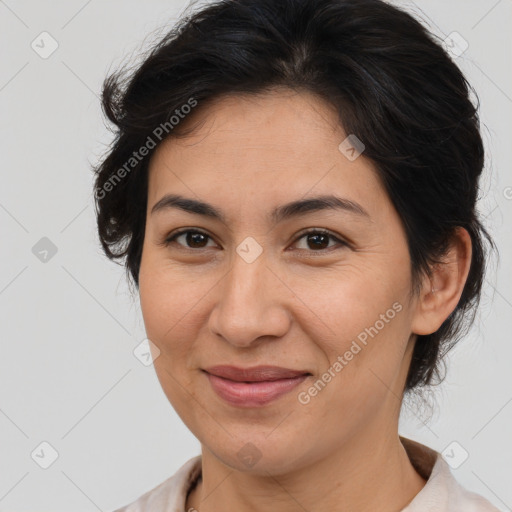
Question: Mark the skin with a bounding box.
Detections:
[138,87,472,512]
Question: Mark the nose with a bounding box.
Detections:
[208,249,292,349]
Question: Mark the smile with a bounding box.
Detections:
[203,367,310,407]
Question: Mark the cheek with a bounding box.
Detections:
[139,256,199,340]
[138,265,203,410]
[291,264,404,349]
[292,268,410,404]
[297,313,409,445]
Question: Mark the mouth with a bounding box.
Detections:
[202,365,311,407]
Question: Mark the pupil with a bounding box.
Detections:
[188,232,206,248]
[309,233,328,250]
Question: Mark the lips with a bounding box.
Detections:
[203,365,310,382]
[203,365,311,407]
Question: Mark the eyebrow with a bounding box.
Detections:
[150,193,370,224]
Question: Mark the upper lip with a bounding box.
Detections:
[203,365,311,382]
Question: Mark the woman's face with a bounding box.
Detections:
[139,88,423,475]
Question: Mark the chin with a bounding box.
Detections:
[202,430,313,476]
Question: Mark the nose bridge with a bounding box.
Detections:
[222,244,270,320]
[209,241,289,346]
[225,232,270,302]
[229,241,267,302]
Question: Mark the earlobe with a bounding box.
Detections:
[411,227,473,336]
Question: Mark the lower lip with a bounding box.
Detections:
[205,372,309,407]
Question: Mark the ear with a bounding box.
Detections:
[411,227,472,336]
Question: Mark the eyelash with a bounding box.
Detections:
[162,228,349,254]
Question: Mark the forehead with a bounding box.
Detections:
[146,89,387,223]
[161,88,344,158]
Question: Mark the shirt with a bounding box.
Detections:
[113,436,501,511]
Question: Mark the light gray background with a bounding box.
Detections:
[1,0,511,510]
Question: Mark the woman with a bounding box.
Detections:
[93,0,499,510]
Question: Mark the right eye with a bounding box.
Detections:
[163,229,217,250]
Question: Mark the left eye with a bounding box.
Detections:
[162,229,347,252]
[293,229,347,252]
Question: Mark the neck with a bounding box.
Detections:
[186,428,427,512]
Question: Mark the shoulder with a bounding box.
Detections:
[112,455,202,512]
[440,464,502,512]
[400,437,501,512]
